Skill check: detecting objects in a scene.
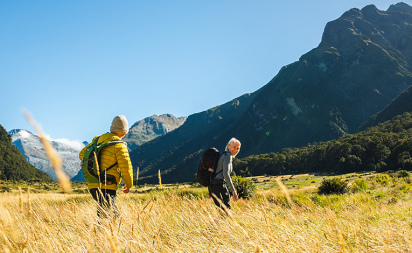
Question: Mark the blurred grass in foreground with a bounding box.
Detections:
[1,172,412,252]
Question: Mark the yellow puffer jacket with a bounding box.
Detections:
[79,132,133,190]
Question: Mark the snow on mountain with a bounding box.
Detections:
[8,129,85,180]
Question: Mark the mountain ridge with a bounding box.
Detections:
[123,114,187,150]
[0,125,52,182]
[129,2,412,184]
[9,129,85,180]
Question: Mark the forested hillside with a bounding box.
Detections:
[234,112,412,177]
[0,124,52,181]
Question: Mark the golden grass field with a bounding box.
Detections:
[1,173,412,252]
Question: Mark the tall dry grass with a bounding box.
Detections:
[24,110,71,193]
[1,186,412,252]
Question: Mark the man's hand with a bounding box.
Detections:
[232,191,238,201]
[123,186,130,193]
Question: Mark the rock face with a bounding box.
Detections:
[387,2,412,13]
[129,3,412,184]
[123,114,187,150]
[9,129,85,180]
[228,3,412,156]
[360,84,412,130]
[0,125,52,182]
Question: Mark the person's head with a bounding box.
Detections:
[110,115,129,139]
[225,137,241,157]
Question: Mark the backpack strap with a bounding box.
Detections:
[96,138,125,172]
[97,140,124,153]
[101,161,118,174]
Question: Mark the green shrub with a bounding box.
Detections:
[232,176,257,199]
[400,183,411,193]
[0,185,11,192]
[375,173,392,185]
[318,177,348,195]
[351,178,368,192]
[397,170,410,178]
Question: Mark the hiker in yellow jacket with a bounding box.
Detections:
[79,115,133,218]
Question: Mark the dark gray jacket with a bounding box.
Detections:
[214,152,235,192]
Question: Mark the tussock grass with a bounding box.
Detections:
[2,178,412,252]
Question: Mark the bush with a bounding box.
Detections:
[0,185,11,192]
[318,177,348,195]
[232,176,257,199]
[375,173,392,185]
[400,183,411,193]
[397,170,410,178]
[351,178,368,192]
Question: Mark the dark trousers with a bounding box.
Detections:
[89,188,118,219]
[209,179,231,210]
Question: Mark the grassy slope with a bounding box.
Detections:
[1,171,412,252]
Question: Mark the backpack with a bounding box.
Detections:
[197,148,226,187]
[81,136,124,184]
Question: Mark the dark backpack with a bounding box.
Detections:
[197,148,225,186]
[81,136,124,184]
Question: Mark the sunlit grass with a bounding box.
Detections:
[2,173,412,252]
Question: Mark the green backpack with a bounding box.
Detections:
[81,136,124,184]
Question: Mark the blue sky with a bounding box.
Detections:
[0,0,400,142]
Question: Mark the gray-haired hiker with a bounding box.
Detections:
[79,115,133,219]
[209,138,240,210]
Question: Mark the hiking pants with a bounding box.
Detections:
[89,188,118,219]
[209,179,231,210]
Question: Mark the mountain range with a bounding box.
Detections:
[123,114,187,151]
[129,2,412,184]
[71,114,186,181]
[8,129,85,180]
[6,3,412,185]
[0,125,52,182]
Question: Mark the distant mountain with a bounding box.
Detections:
[130,3,412,184]
[387,2,412,13]
[361,85,412,130]
[123,114,187,150]
[0,125,52,182]
[71,113,186,182]
[9,129,85,180]
[130,93,258,183]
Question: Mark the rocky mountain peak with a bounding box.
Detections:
[0,124,52,182]
[8,130,85,180]
[123,113,187,150]
[387,2,412,13]
[7,129,34,137]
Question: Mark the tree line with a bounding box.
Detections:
[234,112,412,177]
